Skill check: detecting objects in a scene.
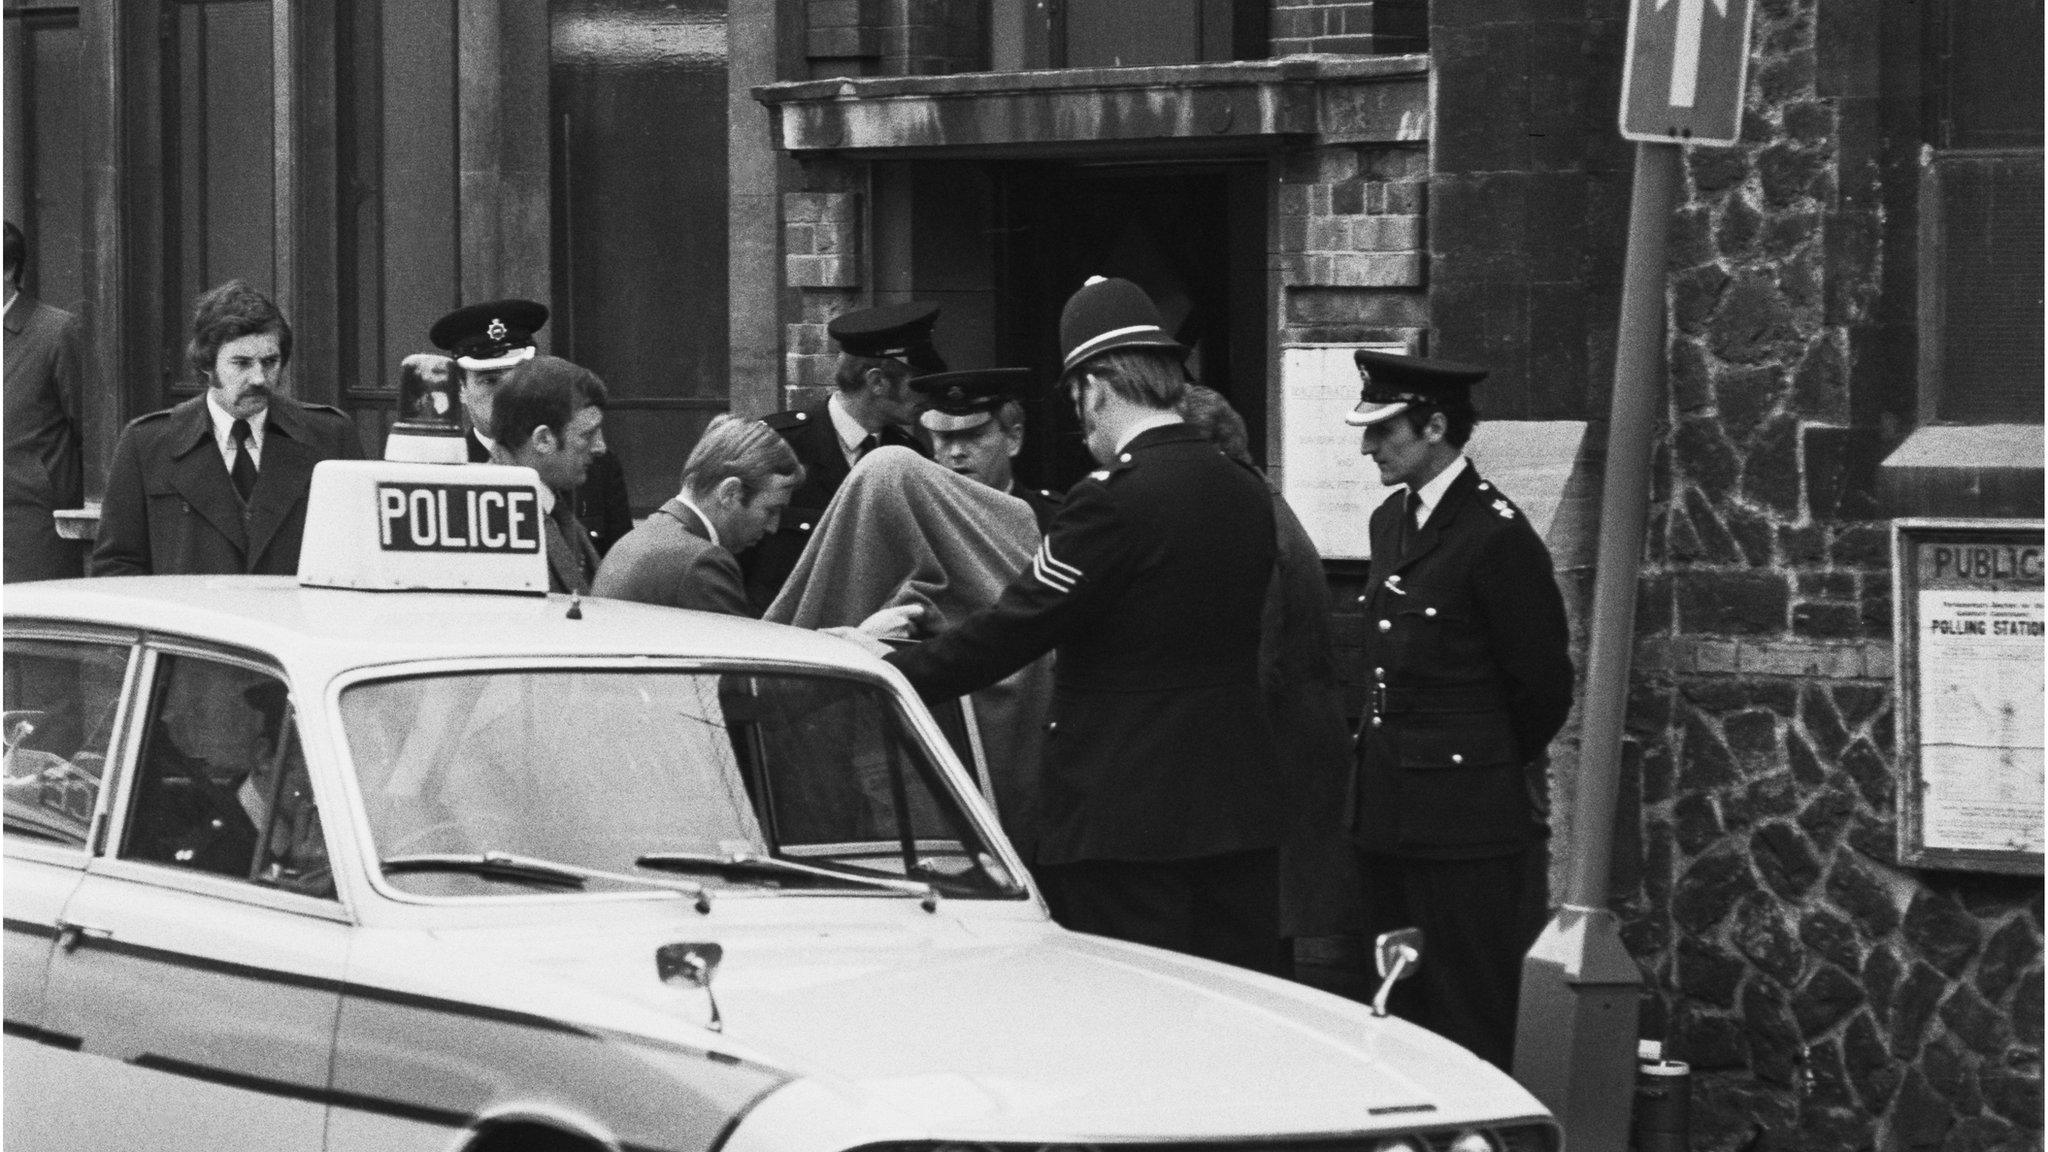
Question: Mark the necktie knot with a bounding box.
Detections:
[231,418,252,445]
[856,433,881,460]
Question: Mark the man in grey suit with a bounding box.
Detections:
[593,414,805,617]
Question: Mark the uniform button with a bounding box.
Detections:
[1357,594,1367,603]
[1451,754,1464,765]
[1047,721,1058,732]
[1424,607,1438,617]
[795,412,808,420]
[1374,667,1385,679]
[1119,453,1132,463]
[1371,716,1383,728]
[1378,619,1391,632]
[799,522,811,531]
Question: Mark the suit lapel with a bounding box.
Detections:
[244,401,319,569]
[543,503,596,594]
[164,399,249,557]
[662,499,713,543]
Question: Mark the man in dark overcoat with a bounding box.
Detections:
[428,299,634,557]
[91,281,361,576]
[4,221,89,582]
[1346,349,1574,1069]
[885,277,1283,974]
[741,301,938,612]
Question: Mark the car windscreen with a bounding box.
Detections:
[340,667,1022,900]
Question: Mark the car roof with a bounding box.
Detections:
[4,577,878,680]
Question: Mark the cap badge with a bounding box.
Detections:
[1493,499,1516,519]
[486,317,508,342]
[946,386,966,402]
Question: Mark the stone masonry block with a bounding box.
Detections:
[1738,639,1873,680]
[1328,251,1424,287]
[782,193,829,223]
[782,223,816,256]
[1377,179,1425,214]
[1352,214,1422,251]
[786,255,858,288]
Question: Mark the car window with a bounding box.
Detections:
[119,655,334,899]
[3,638,130,850]
[342,668,1020,900]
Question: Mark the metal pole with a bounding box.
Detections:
[1513,139,1680,1151]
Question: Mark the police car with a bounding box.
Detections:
[4,460,1560,1152]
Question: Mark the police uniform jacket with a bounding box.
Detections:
[742,401,924,612]
[1351,463,1573,859]
[887,423,1283,866]
[91,394,362,577]
[1013,482,1064,534]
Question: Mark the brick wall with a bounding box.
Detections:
[781,189,863,402]
[1621,0,2044,1143]
[1270,0,1426,56]
[805,0,984,77]
[1276,143,1429,350]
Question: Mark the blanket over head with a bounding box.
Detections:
[764,446,1052,859]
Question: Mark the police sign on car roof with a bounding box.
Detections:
[298,460,550,593]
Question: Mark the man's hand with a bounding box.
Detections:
[856,603,925,640]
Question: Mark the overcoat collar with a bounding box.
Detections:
[3,291,36,336]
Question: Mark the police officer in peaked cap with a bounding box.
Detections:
[912,367,1063,533]
[741,300,939,612]
[428,299,634,558]
[1346,348,1574,1069]
[885,277,1285,975]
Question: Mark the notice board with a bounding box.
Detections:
[1893,519,2045,874]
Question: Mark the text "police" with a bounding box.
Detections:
[377,483,542,554]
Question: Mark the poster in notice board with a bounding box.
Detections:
[1893,519,2045,874]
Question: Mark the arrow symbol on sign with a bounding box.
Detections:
[1657,0,1729,108]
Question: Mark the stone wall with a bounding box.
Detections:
[1622,0,2044,1145]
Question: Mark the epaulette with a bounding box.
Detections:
[1474,479,1521,521]
[762,409,810,431]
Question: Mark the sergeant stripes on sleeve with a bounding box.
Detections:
[1032,538,1081,593]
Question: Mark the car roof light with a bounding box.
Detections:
[298,460,551,595]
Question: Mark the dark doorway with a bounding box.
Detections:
[551,0,731,513]
[992,162,1268,493]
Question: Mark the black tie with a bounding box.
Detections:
[230,419,258,502]
[856,433,880,460]
[1394,489,1422,558]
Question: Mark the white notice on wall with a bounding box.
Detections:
[1915,588,2046,853]
[1278,345,1403,560]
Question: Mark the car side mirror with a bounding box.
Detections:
[1371,927,1423,1018]
[657,942,725,1032]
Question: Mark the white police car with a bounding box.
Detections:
[4,461,1560,1152]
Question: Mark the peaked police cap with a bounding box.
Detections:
[1346,349,1489,426]
[429,299,550,371]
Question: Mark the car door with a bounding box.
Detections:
[3,626,140,1148]
[37,643,350,1152]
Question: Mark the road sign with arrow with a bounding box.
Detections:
[1620,0,1756,145]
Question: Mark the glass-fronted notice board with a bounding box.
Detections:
[1893,519,2045,874]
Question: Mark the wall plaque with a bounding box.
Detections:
[1894,519,2045,874]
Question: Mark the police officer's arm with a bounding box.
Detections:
[885,478,1133,702]
[1473,525,1574,761]
[89,425,154,577]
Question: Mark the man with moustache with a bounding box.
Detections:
[92,280,361,576]
[911,368,1063,532]
[883,277,1283,974]
[593,414,805,616]
[428,299,634,557]
[1345,349,1573,1069]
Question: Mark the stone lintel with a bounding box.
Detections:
[1634,634,1895,680]
[1877,424,2046,520]
[753,55,1428,155]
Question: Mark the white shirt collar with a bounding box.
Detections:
[675,494,721,549]
[1409,454,1469,528]
[827,392,870,463]
[1114,413,1184,455]
[204,390,269,465]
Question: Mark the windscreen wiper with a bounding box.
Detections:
[383,850,713,911]
[636,850,939,911]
